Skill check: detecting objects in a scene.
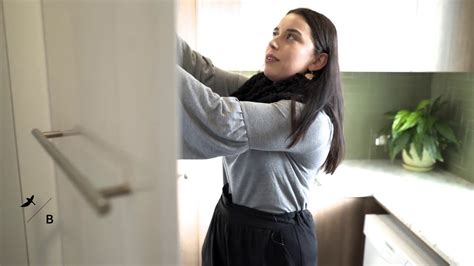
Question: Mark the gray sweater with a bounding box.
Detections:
[177,37,333,213]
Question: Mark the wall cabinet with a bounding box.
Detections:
[178,0,473,72]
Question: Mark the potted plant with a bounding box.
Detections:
[381,96,460,171]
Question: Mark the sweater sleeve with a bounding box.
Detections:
[176,36,248,96]
[179,66,249,159]
[178,66,333,159]
[240,101,333,153]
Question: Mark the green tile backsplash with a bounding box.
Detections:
[342,72,432,160]
[342,72,473,183]
[430,73,474,183]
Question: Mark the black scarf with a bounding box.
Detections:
[231,72,309,103]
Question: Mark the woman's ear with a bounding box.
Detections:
[309,53,328,71]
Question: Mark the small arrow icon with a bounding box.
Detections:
[21,195,36,208]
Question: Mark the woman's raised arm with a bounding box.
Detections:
[176,36,248,96]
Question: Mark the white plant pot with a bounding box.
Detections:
[401,144,436,172]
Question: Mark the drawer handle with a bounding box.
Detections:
[32,128,131,215]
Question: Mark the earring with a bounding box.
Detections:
[305,70,315,80]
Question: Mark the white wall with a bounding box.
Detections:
[3,0,62,264]
[0,1,28,264]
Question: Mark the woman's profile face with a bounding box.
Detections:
[264,13,317,82]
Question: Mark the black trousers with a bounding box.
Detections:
[202,184,317,266]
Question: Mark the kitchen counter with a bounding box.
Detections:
[314,160,474,265]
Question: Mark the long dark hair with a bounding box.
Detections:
[287,8,345,174]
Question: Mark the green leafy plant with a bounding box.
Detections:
[381,96,460,161]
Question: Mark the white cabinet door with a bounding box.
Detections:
[414,0,474,72]
[190,0,473,72]
[41,1,178,264]
[192,0,419,72]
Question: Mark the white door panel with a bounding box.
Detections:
[41,0,178,264]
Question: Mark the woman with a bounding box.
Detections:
[177,7,344,266]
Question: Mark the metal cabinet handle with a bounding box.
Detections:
[32,128,131,215]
